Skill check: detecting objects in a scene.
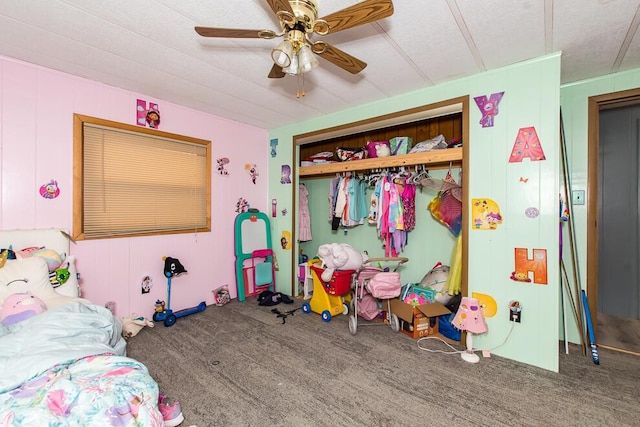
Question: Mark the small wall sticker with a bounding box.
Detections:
[136,99,160,129]
[270,138,278,158]
[236,198,249,213]
[474,92,504,128]
[471,292,497,318]
[280,231,292,250]
[217,157,230,175]
[39,179,60,199]
[472,198,503,230]
[281,165,291,184]
[141,275,152,294]
[244,164,258,184]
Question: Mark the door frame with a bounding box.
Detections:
[587,88,640,334]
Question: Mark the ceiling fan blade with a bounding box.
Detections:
[266,0,294,17]
[194,27,276,39]
[268,64,286,79]
[316,43,367,74]
[320,0,394,34]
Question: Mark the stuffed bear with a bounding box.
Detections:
[317,243,368,282]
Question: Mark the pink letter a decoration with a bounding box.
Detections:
[509,126,546,163]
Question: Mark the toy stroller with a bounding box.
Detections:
[349,257,408,335]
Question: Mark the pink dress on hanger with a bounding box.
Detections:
[298,184,312,242]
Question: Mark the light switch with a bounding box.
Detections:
[572,190,585,205]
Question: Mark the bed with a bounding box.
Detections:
[0,229,163,426]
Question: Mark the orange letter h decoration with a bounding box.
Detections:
[514,248,548,285]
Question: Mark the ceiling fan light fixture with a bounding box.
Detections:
[298,44,319,73]
[271,40,294,68]
[283,52,300,75]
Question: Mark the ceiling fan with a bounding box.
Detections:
[194,0,394,81]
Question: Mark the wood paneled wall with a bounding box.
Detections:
[299,113,462,162]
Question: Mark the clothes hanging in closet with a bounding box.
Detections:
[368,171,417,256]
[298,184,312,242]
[329,175,368,230]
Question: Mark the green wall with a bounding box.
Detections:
[270,53,562,372]
[560,68,640,344]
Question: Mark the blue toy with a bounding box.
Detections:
[152,256,206,327]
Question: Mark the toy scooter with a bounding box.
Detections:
[153,256,206,327]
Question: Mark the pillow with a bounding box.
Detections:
[0,257,63,304]
[0,257,89,309]
[0,292,47,325]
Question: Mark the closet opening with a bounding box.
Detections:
[290,96,469,345]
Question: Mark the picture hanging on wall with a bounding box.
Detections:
[471,198,503,230]
[244,164,258,184]
[281,165,291,184]
[509,126,546,162]
[39,179,60,199]
[473,91,504,127]
[216,157,230,175]
[510,248,547,284]
[270,138,278,158]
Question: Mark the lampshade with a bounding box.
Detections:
[282,52,299,75]
[297,44,319,74]
[452,297,487,364]
[271,40,293,68]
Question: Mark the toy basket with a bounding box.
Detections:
[310,265,354,296]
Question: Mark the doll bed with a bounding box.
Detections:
[0,229,163,426]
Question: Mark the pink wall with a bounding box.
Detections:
[0,56,269,318]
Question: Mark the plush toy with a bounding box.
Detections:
[0,249,8,268]
[317,243,368,282]
[155,300,166,313]
[419,262,452,304]
[0,292,47,326]
[404,292,428,307]
[49,264,71,288]
[30,248,66,273]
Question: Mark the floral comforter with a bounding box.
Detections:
[0,302,163,426]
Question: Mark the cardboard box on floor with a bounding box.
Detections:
[390,299,451,339]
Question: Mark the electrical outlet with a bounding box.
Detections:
[509,300,522,323]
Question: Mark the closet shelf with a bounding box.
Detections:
[299,147,462,177]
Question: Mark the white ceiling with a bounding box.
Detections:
[1,0,639,129]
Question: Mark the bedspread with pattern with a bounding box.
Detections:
[0,302,163,426]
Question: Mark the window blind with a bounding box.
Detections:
[81,122,210,238]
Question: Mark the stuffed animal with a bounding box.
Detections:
[49,263,71,287]
[419,262,452,304]
[30,248,66,273]
[0,292,47,326]
[121,315,154,338]
[317,243,368,282]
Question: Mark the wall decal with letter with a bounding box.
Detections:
[473,92,504,127]
[510,248,548,284]
[509,126,546,162]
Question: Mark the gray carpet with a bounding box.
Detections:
[126,299,640,427]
